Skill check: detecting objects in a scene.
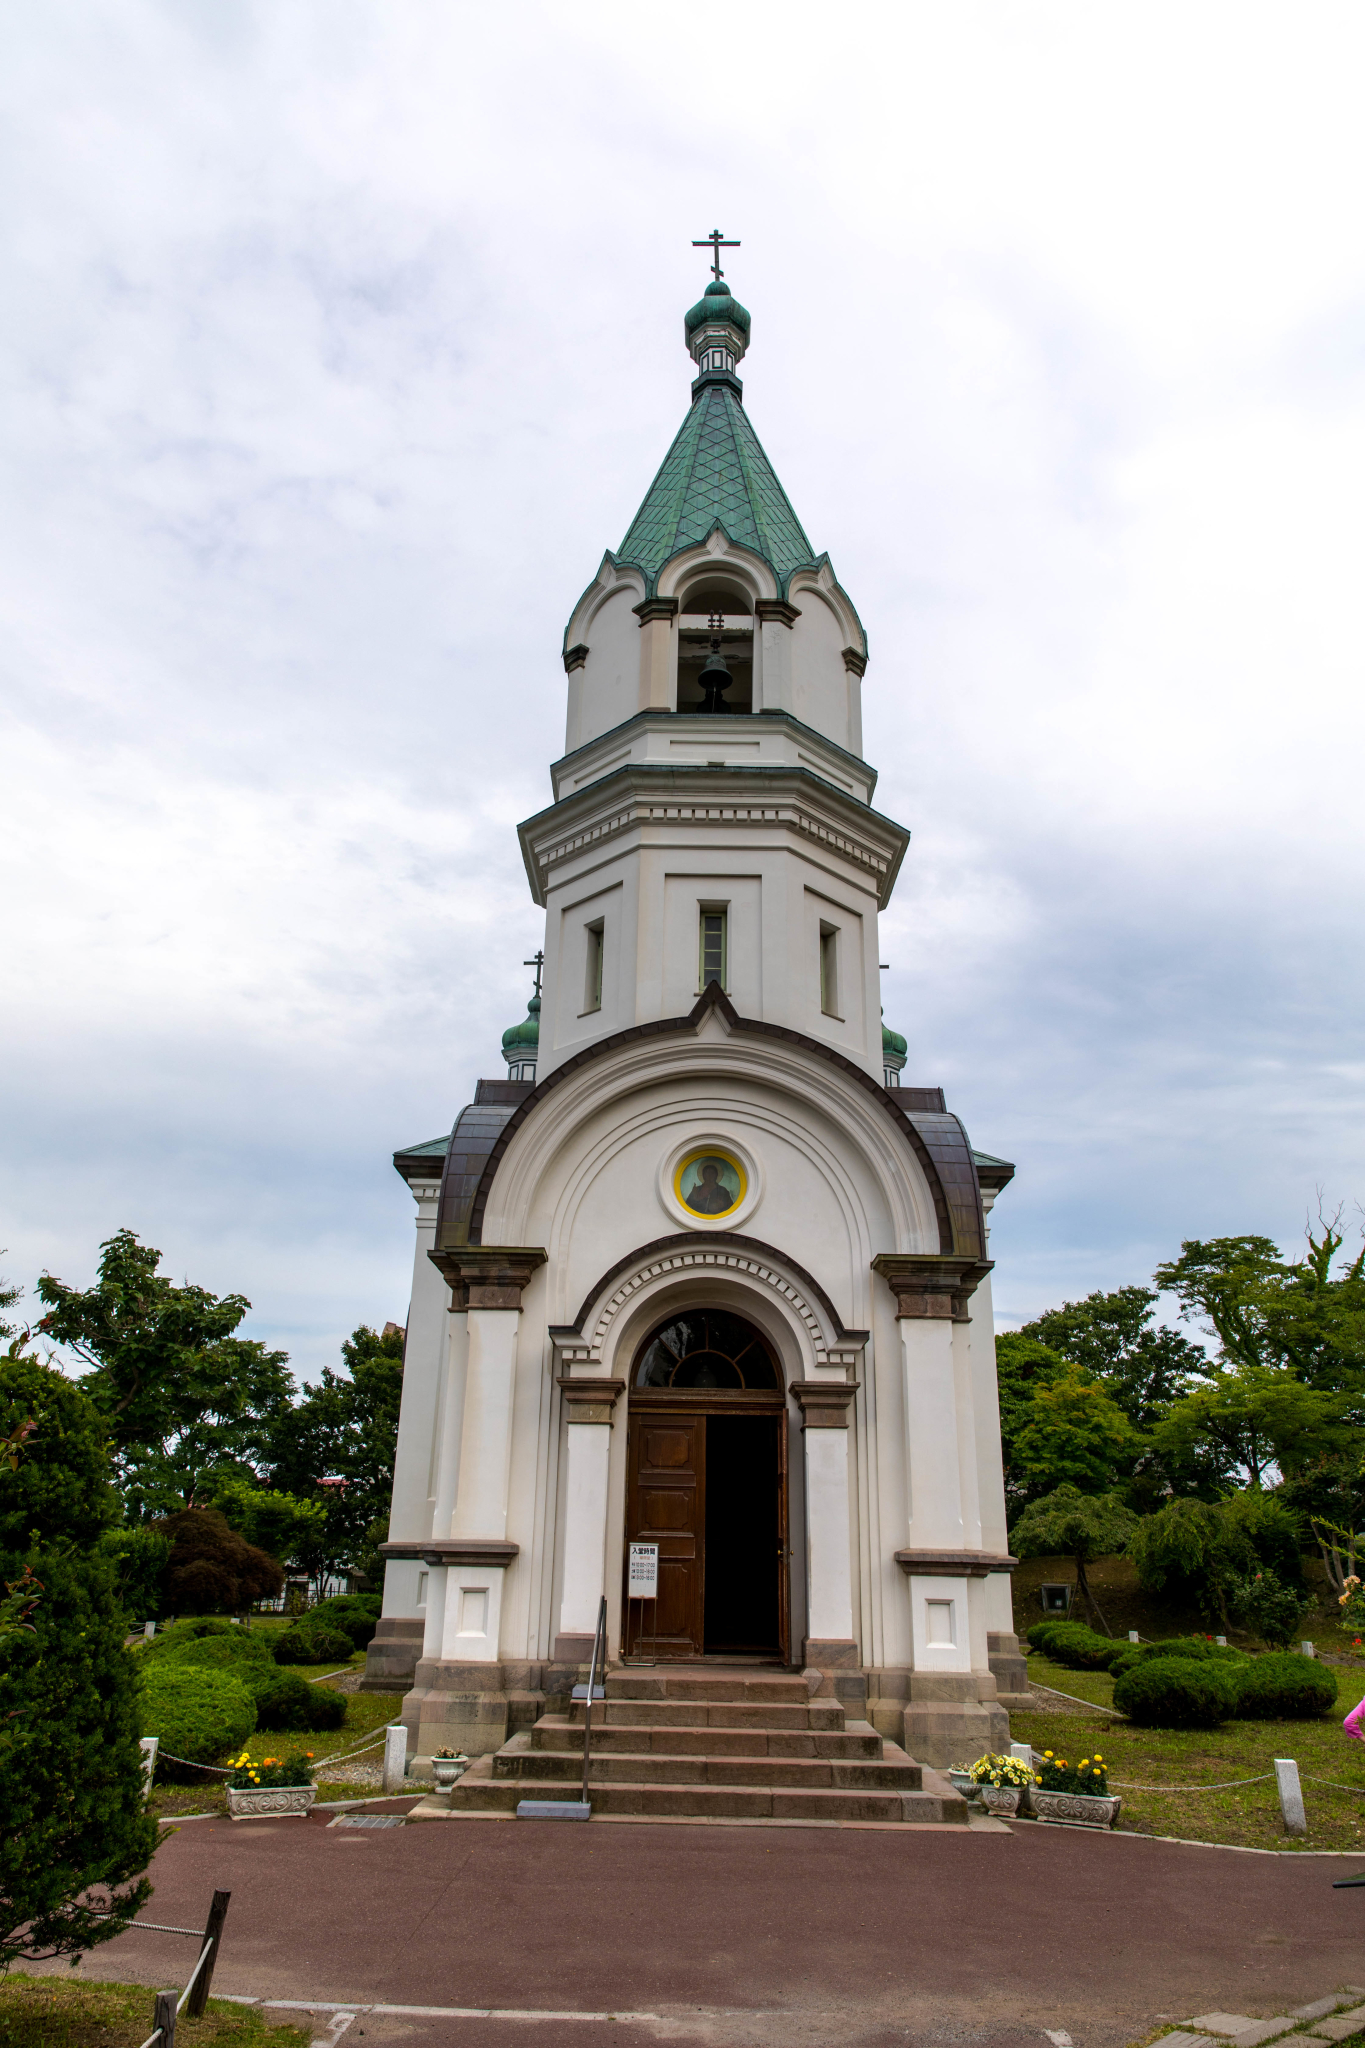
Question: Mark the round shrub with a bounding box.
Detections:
[306,1597,378,1651]
[302,1687,348,1732]
[1043,1624,1123,1671]
[1234,1654,1338,1721]
[247,1668,314,1731]
[138,1665,256,1778]
[138,1617,236,1659]
[1027,1621,1071,1652]
[1112,1655,1240,1728]
[157,1631,273,1675]
[273,1624,354,1666]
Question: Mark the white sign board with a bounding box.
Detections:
[628,1543,659,1599]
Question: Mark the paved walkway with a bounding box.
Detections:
[38,1808,1365,2048]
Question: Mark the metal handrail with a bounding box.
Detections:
[579,1595,608,1809]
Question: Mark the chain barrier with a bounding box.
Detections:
[155,1732,388,1780]
[1110,1773,1276,1792]
[1302,1776,1365,1793]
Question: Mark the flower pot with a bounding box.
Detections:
[946,1769,977,1800]
[226,1782,316,1820]
[978,1785,1022,1816]
[432,1759,469,1790]
[1029,1788,1121,1829]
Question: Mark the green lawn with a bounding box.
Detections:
[0,1978,307,2048]
[1015,1651,1365,1852]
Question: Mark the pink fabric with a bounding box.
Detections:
[1344,1696,1365,1743]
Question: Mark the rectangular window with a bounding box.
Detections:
[583,919,604,1013]
[819,922,840,1017]
[699,907,727,991]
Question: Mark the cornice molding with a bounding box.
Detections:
[754,599,801,628]
[871,1254,992,1322]
[428,1245,547,1309]
[518,764,909,911]
[556,1376,626,1424]
[894,1549,1018,1578]
[790,1380,859,1428]
[381,1538,520,1568]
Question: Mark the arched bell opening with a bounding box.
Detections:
[675,582,754,715]
[626,1305,788,1663]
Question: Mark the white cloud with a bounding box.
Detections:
[2,1,1363,1371]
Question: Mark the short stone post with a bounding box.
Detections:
[143,1620,156,1640]
[383,1722,408,1794]
[139,1736,159,1798]
[1010,1741,1034,1766]
[1301,1641,1315,1658]
[1215,1635,1227,1647]
[1127,1631,1139,1644]
[1274,1757,1307,1836]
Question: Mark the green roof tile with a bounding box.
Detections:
[616,382,818,598]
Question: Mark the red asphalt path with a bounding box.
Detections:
[32,1809,1365,2048]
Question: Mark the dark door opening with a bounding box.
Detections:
[703,1412,781,1654]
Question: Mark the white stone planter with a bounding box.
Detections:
[978,1785,1022,1816]
[225,1783,316,1820]
[1029,1787,1121,1829]
[432,1758,469,1790]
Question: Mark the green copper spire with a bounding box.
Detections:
[615,276,818,600]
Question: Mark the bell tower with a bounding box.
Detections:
[527,268,906,1084]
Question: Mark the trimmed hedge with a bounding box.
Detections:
[1234,1654,1338,1720]
[154,1631,273,1675]
[273,1624,354,1666]
[246,1668,345,1733]
[1025,1621,1124,1670]
[1112,1656,1240,1728]
[1109,1637,1247,1681]
[138,1665,256,1778]
[139,1617,237,1659]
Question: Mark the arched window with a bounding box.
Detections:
[676,586,754,715]
[633,1310,779,1390]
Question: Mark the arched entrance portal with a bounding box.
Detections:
[624,1309,789,1662]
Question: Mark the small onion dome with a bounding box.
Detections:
[502,995,540,1057]
[684,278,751,340]
[882,1020,908,1059]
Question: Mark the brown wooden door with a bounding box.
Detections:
[626,1411,703,1657]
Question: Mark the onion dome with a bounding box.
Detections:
[881,1015,907,1089]
[502,994,540,1079]
[684,278,752,343]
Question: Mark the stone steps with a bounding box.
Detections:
[420,1666,971,1828]
[531,1715,882,1760]
[439,1743,963,1824]
[498,1729,916,1790]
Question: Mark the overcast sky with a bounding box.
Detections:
[3,3,1363,1383]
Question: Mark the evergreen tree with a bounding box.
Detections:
[0,1338,158,1972]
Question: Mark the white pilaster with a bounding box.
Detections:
[552,1376,626,1661]
[451,1307,521,1542]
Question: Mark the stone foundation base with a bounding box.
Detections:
[402,1656,584,1758]
[864,1666,1010,1766]
[359,1616,425,1692]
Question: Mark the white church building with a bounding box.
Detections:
[363,259,1027,1802]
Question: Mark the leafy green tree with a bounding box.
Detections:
[267,1325,403,1583]
[1230,1568,1310,1650]
[35,1230,293,1517]
[151,1508,283,1616]
[1017,1285,1205,1431]
[1151,1368,1352,1489]
[1128,1496,1254,1626]
[98,1526,172,1627]
[0,1337,158,1972]
[208,1478,327,1568]
[994,1335,1067,1512]
[1012,1363,1142,1497]
[1156,1223,1365,1407]
[1011,1484,1139,1632]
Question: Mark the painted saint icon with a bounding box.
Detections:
[677,1152,743,1216]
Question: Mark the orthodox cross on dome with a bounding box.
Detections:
[523,949,545,999]
[692,229,739,281]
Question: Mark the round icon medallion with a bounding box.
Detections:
[673,1147,747,1219]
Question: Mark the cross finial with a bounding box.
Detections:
[523,950,545,1000]
[692,229,739,282]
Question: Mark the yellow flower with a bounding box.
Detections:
[1081,1759,1090,1767]
[1043,1750,1053,1759]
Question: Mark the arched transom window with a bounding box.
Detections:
[634,1310,779,1390]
